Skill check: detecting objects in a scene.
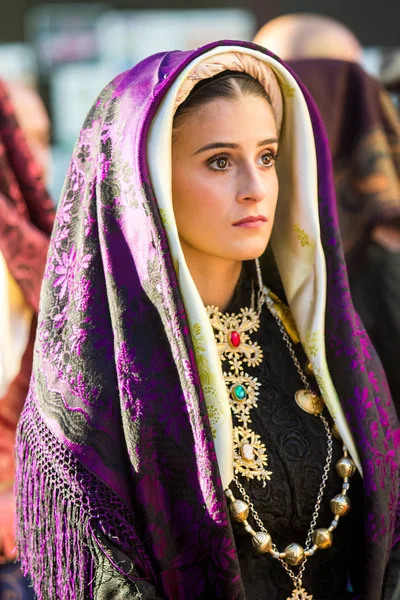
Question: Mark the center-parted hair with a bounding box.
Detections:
[173,70,272,130]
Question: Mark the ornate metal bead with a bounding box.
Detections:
[312,528,333,549]
[252,531,272,554]
[229,499,249,523]
[330,494,351,516]
[336,456,356,479]
[283,543,305,566]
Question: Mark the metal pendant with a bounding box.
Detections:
[294,389,324,415]
[287,587,313,600]
[233,426,272,485]
[207,303,273,482]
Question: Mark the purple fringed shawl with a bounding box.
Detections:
[15,42,400,600]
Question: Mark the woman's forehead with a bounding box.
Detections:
[173,95,277,145]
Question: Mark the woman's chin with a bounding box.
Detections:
[228,241,270,262]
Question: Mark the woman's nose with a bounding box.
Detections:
[237,166,267,203]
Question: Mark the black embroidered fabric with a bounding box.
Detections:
[224,269,364,600]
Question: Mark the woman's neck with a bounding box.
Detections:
[182,243,242,311]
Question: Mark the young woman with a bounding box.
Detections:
[15,41,399,600]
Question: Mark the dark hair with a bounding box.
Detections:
[173,70,272,129]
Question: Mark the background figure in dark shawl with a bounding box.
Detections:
[254,14,400,417]
[14,42,400,599]
[0,81,54,597]
[286,60,400,417]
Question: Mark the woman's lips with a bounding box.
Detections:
[232,216,267,228]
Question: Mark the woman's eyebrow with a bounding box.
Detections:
[194,138,278,155]
[258,138,278,146]
[194,142,238,155]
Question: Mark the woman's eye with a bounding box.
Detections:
[261,152,276,167]
[207,155,230,171]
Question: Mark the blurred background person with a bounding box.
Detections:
[254,13,363,63]
[0,79,54,598]
[381,50,400,110]
[6,81,51,186]
[254,13,400,415]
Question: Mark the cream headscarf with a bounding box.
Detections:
[147,46,361,488]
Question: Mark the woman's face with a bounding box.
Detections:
[172,93,279,264]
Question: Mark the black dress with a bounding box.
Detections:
[223,275,364,600]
